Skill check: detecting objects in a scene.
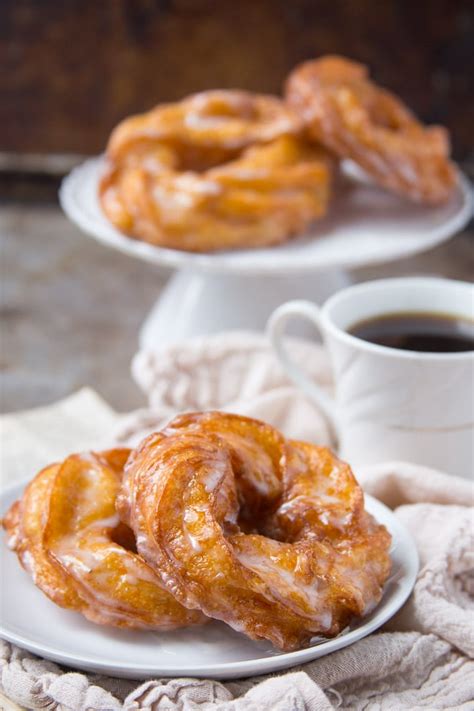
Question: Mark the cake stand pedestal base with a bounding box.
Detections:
[139,268,351,350]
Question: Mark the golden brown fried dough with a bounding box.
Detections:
[286,55,456,204]
[120,412,392,650]
[3,449,205,630]
[99,90,333,251]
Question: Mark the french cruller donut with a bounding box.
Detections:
[100,90,333,251]
[286,55,456,204]
[3,449,205,629]
[119,412,392,650]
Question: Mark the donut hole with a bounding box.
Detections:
[235,511,285,541]
[110,521,138,553]
[234,492,285,541]
[171,141,242,172]
[122,138,241,174]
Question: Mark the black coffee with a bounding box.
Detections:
[348,311,474,353]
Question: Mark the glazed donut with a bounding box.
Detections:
[286,55,456,204]
[3,449,205,630]
[99,90,333,252]
[119,412,392,650]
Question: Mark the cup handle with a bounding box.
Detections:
[267,300,339,442]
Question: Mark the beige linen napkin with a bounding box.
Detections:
[1,333,473,710]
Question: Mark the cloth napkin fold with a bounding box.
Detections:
[1,332,473,710]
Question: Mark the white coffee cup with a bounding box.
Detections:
[267,277,474,479]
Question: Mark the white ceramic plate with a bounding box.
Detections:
[59,157,471,276]
[1,484,418,679]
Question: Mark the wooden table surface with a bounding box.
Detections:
[1,194,472,414]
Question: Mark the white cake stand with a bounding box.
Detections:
[60,158,472,349]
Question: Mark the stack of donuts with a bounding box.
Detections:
[100,55,456,253]
[3,412,392,651]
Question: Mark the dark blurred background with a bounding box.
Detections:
[1,0,473,166]
[1,0,473,414]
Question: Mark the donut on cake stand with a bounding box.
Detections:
[60,157,472,350]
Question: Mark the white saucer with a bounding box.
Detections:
[60,157,472,276]
[1,484,418,680]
